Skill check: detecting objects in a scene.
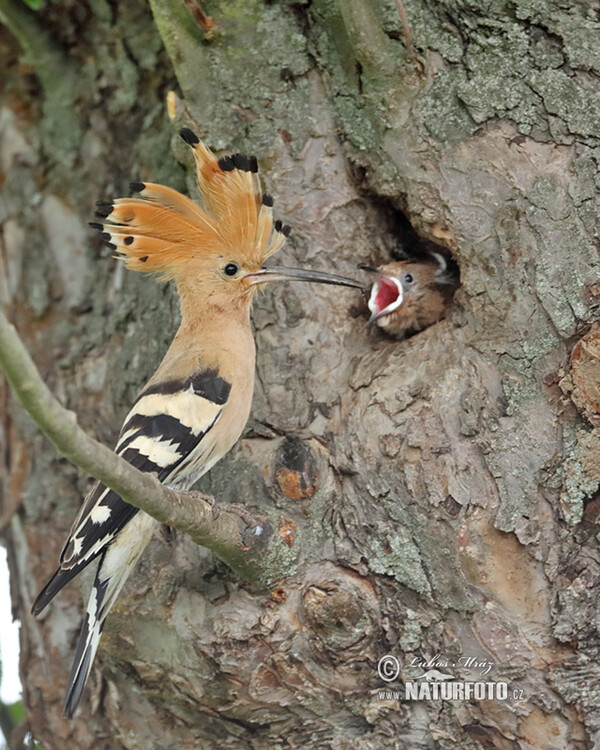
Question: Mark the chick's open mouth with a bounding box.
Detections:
[368,275,404,318]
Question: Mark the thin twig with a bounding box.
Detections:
[394,0,417,66]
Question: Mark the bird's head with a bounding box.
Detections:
[359,253,456,336]
[92,129,362,313]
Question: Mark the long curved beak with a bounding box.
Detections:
[357,263,382,276]
[246,266,364,289]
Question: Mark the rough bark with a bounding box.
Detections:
[1,1,600,748]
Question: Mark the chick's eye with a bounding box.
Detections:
[224,262,239,277]
[403,273,414,284]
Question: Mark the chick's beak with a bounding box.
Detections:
[245,266,364,289]
[359,266,404,327]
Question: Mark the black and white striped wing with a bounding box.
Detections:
[31,369,231,615]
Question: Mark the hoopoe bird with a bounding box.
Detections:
[360,251,458,337]
[31,128,362,718]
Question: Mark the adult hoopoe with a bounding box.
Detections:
[32,128,362,718]
[360,251,458,337]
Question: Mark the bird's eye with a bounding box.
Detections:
[224,262,239,277]
[403,273,414,285]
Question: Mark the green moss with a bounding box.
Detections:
[528,208,598,335]
[399,608,423,651]
[529,30,564,70]
[530,69,600,138]
[367,522,432,596]
[571,149,600,206]
[380,0,463,63]
[516,0,600,74]
[417,68,477,143]
[559,426,600,526]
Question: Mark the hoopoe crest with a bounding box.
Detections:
[95,130,285,281]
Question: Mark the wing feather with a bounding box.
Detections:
[32,368,231,615]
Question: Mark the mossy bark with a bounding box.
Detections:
[1,1,600,748]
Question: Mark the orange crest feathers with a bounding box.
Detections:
[92,129,291,280]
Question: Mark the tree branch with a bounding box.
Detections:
[0,308,286,582]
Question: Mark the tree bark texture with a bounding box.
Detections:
[1,1,600,748]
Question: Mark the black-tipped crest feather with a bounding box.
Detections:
[179,127,199,145]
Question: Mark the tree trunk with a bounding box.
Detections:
[1,1,599,748]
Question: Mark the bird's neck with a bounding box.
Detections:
[166,287,256,379]
[177,286,252,335]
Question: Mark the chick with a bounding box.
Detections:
[360,252,457,337]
